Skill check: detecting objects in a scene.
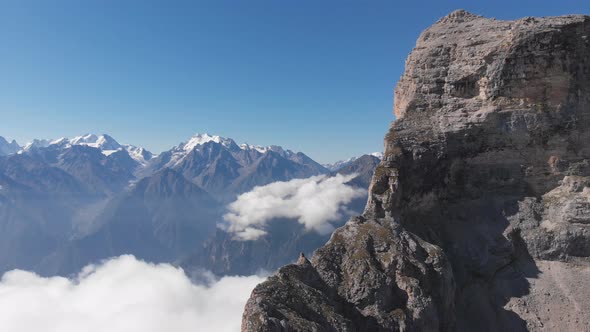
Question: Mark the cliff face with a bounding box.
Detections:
[242,10,590,332]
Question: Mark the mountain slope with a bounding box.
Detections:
[331,154,381,189]
[0,154,93,273]
[37,168,221,276]
[323,152,383,172]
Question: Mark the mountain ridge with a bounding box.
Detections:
[0,131,376,276]
[1,133,375,169]
[323,152,383,172]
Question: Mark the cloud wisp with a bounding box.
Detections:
[0,255,264,332]
[223,174,366,240]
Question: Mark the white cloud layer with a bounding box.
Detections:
[224,174,366,240]
[0,255,264,332]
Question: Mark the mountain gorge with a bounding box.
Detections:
[242,11,590,331]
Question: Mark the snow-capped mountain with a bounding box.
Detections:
[70,133,122,151]
[182,133,238,151]
[7,134,155,194]
[323,152,383,172]
[145,133,328,200]
[0,137,20,156]
[122,144,154,165]
[158,133,303,170]
[70,134,154,165]
[20,134,154,165]
[158,133,241,169]
[22,138,58,151]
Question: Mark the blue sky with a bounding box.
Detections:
[1,0,588,163]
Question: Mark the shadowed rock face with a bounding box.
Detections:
[242,10,590,332]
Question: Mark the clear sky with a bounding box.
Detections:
[1,0,588,163]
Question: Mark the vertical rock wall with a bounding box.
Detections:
[242,10,590,332]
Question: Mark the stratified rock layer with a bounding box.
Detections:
[242,10,590,331]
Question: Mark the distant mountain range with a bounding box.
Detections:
[0,133,381,276]
[142,133,328,202]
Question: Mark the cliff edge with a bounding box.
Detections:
[242,10,590,331]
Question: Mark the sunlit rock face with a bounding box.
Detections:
[242,10,590,332]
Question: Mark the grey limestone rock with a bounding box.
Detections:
[243,10,590,331]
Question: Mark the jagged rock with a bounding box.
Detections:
[243,10,590,332]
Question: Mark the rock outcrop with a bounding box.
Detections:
[242,10,590,332]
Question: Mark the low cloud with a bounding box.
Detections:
[224,174,366,240]
[0,255,264,332]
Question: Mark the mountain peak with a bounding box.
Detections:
[182,133,236,152]
[437,9,482,24]
[70,134,121,150]
[177,133,304,158]
[22,138,52,152]
[18,134,152,165]
[50,137,69,145]
[71,133,98,143]
[323,152,383,172]
[0,136,21,156]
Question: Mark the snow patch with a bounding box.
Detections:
[123,144,154,165]
[370,152,384,159]
[70,134,122,150]
[182,133,235,152]
[101,149,120,156]
[20,134,153,163]
[165,133,303,169]
[239,144,270,154]
[22,139,52,151]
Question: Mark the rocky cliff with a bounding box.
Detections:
[242,10,590,331]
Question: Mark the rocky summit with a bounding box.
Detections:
[242,10,590,332]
